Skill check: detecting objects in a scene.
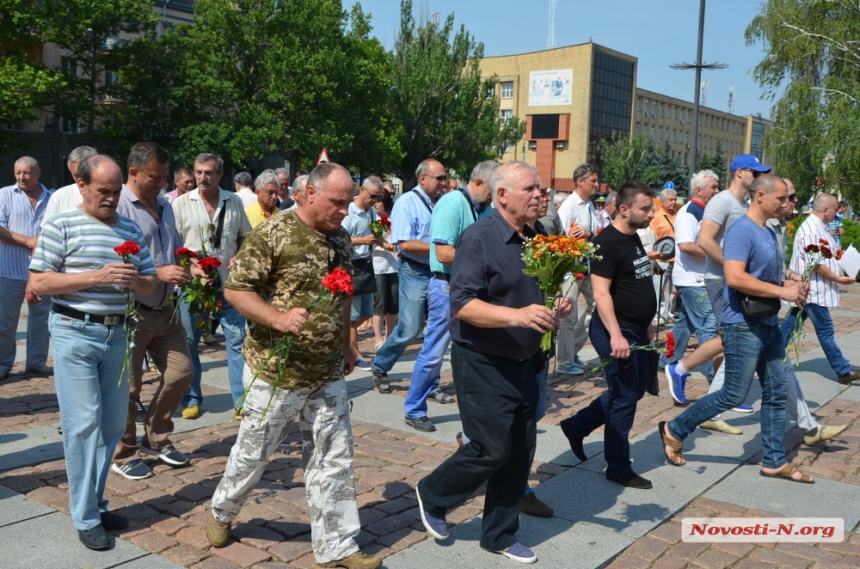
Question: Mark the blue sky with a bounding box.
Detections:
[345,0,776,119]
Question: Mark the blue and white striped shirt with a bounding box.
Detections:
[0,183,51,280]
[30,208,157,315]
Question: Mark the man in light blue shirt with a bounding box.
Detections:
[402,161,497,432]
[0,157,52,379]
[371,159,447,393]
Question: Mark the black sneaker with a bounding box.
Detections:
[78,524,110,550]
[405,416,436,432]
[111,459,153,480]
[372,369,391,394]
[100,511,128,531]
[134,399,147,424]
[140,444,189,466]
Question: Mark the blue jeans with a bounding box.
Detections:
[404,278,449,419]
[669,321,788,468]
[180,291,247,409]
[49,311,129,530]
[661,286,717,380]
[780,304,850,377]
[560,318,649,474]
[0,276,51,371]
[372,260,430,374]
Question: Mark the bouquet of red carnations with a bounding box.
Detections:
[114,240,142,386]
[369,214,391,238]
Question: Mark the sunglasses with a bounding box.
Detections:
[424,174,448,182]
[744,169,763,178]
[787,194,798,202]
[367,192,384,201]
[207,222,216,246]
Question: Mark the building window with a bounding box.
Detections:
[644,100,649,115]
[658,103,663,117]
[635,122,640,135]
[63,116,79,134]
[636,99,641,112]
[658,127,663,141]
[61,57,77,78]
[487,85,495,99]
[501,81,514,99]
[587,51,635,164]
[500,109,513,123]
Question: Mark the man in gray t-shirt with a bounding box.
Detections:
[702,189,749,282]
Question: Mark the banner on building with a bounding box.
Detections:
[528,69,573,106]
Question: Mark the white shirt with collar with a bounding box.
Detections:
[557,191,598,235]
[790,213,842,307]
[236,187,257,208]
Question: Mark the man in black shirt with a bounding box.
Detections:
[415,161,572,564]
[560,181,658,489]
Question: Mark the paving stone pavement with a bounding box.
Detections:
[2,293,860,568]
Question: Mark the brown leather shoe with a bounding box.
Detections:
[320,551,382,569]
[838,370,860,385]
[206,513,231,548]
[521,492,553,517]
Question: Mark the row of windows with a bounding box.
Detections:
[589,53,635,163]
[489,81,516,99]
[634,122,744,154]
[636,98,744,134]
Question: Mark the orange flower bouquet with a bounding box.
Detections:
[521,234,601,351]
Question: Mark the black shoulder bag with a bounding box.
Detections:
[739,228,782,318]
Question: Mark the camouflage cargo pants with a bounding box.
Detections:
[211,365,360,563]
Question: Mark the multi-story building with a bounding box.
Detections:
[481,41,773,190]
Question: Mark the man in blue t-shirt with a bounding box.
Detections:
[660,175,815,483]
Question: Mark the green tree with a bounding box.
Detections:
[652,141,690,197]
[746,0,858,204]
[599,133,660,190]
[390,0,525,185]
[697,139,728,185]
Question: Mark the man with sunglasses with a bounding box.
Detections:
[371,159,447,393]
[342,176,386,369]
[172,153,252,418]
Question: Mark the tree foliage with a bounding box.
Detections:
[697,139,729,185]
[600,134,690,195]
[390,0,525,185]
[746,0,860,204]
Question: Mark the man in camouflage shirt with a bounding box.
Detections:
[207,163,380,569]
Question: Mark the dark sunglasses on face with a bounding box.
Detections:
[367,192,384,201]
[424,174,448,182]
[787,194,798,202]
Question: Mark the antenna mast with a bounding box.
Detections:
[546,0,556,49]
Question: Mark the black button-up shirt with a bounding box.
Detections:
[449,209,545,359]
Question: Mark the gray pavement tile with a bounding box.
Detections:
[0,485,53,528]
[704,463,860,529]
[833,384,860,402]
[537,453,738,538]
[541,428,604,468]
[0,512,150,569]
[169,392,235,434]
[0,425,65,473]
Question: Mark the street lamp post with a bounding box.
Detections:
[670,0,727,174]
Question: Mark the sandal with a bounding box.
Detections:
[427,390,455,404]
[659,421,686,466]
[760,463,814,484]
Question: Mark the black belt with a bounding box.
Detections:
[403,257,430,270]
[52,303,126,326]
[135,300,176,313]
[432,272,450,282]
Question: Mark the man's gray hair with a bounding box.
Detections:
[14,156,40,170]
[308,163,350,194]
[573,163,598,183]
[254,171,279,191]
[194,152,223,173]
[691,169,718,193]
[275,167,290,182]
[67,146,97,168]
[470,160,499,184]
[606,191,617,205]
[292,175,309,194]
[362,176,384,192]
[658,188,677,201]
[490,160,537,207]
[234,172,253,188]
[553,192,569,208]
[76,154,119,185]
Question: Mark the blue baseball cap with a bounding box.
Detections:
[730,154,771,173]
[663,181,675,190]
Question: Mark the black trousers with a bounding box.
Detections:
[418,343,537,551]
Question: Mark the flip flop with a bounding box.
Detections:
[760,463,814,484]
[659,421,685,466]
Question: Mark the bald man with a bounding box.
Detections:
[780,192,860,384]
[0,157,53,379]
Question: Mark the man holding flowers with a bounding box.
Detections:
[111,142,196,481]
[207,163,381,569]
[559,181,659,490]
[29,154,158,550]
[780,192,859,384]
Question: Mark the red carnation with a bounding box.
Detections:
[322,268,354,297]
[217,301,223,309]
[380,214,391,229]
[665,332,676,359]
[114,240,141,258]
[804,244,819,254]
[819,238,829,245]
[836,250,844,260]
[575,273,585,281]
[198,256,222,271]
[176,247,198,259]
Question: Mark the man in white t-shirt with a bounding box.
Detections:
[233,172,257,208]
[41,146,98,226]
[555,164,600,375]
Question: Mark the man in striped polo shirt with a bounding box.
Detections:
[0,156,52,380]
[29,154,158,551]
[781,192,860,385]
